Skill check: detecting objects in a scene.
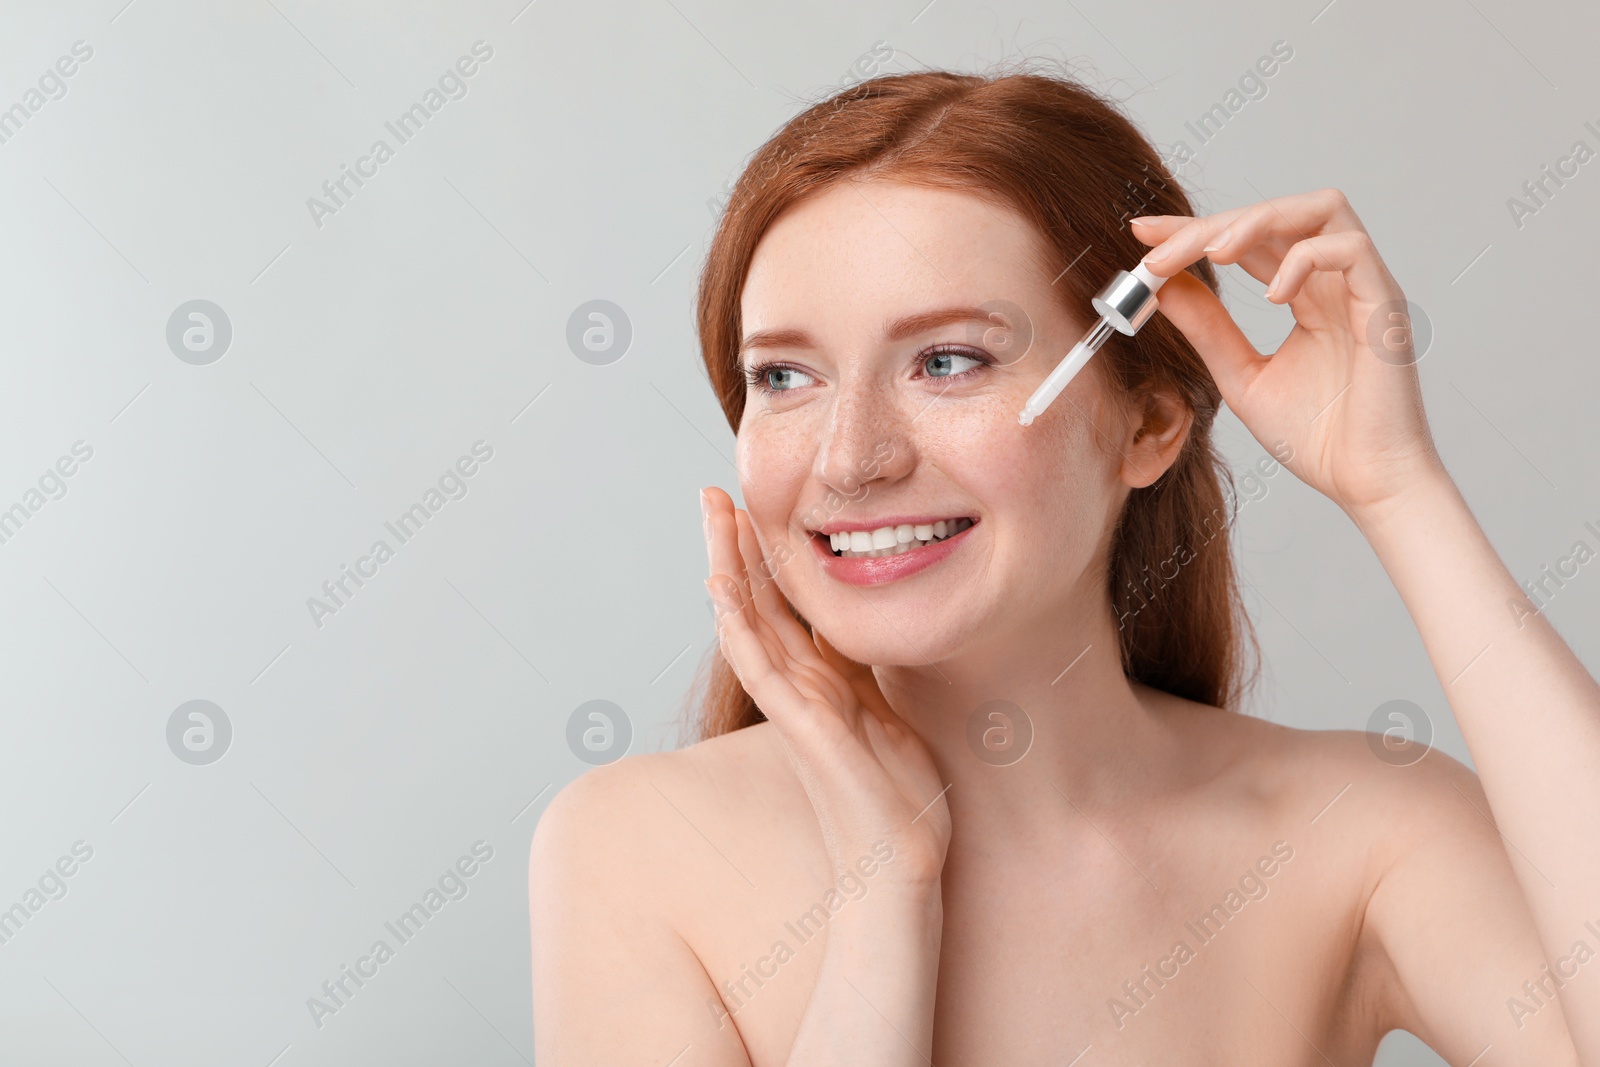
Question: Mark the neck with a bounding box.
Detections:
[872,596,1175,840]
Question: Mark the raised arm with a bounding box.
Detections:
[1347,467,1600,1057]
[1132,190,1600,1063]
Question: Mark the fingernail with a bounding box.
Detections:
[1202,228,1231,253]
[699,488,709,520]
[1265,271,1281,299]
[1130,216,1153,227]
[1143,244,1172,265]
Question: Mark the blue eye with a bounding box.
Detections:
[744,363,816,393]
[922,346,988,378]
[743,345,993,398]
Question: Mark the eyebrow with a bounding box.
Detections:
[738,305,999,359]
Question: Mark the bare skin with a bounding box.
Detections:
[530,180,1597,1065]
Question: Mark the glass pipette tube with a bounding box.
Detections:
[1017,261,1166,427]
[1017,315,1118,426]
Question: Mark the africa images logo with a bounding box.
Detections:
[305,841,494,1030]
[305,41,494,230]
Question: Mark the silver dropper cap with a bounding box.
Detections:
[1091,263,1164,336]
[1017,260,1168,427]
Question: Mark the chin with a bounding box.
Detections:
[804,600,973,668]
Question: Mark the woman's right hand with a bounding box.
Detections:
[701,486,952,890]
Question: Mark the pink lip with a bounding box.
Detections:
[811,520,978,587]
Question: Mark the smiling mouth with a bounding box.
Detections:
[819,518,976,558]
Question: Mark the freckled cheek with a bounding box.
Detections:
[915,391,1053,478]
[735,427,815,554]
[919,395,1106,530]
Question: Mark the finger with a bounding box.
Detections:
[727,508,864,718]
[1149,270,1267,406]
[1129,206,1252,257]
[708,488,870,716]
[811,627,861,678]
[812,629,901,727]
[706,492,796,672]
[707,566,832,726]
[710,545,859,746]
[808,629,873,735]
[706,570,808,721]
[813,630,883,709]
[1128,214,1191,243]
[1194,191,1363,289]
[703,485,751,603]
[1265,229,1400,308]
[1141,188,1365,281]
[700,486,714,569]
[733,508,825,667]
[707,498,793,670]
[1133,214,1293,291]
[706,572,776,681]
[1227,239,1295,289]
[733,507,795,629]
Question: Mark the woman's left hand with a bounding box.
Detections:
[1130,188,1447,519]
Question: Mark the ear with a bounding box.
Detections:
[1116,386,1193,490]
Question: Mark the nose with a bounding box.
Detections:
[813,380,916,499]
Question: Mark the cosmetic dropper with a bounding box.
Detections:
[1018,261,1167,426]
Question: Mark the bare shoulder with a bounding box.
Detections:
[528,729,787,1065]
[534,721,796,830]
[530,721,807,899]
[1148,690,1531,1032]
[1247,717,1493,854]
[1144,684,1487,842]
[1253,723,1576,1060]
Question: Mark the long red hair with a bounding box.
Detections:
[680,65,1260,741]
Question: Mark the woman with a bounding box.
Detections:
[530,68,1599,1065]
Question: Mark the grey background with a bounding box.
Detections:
[1,0,1595,1063]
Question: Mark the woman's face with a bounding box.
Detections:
[735,178,1177,668]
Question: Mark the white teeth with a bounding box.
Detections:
[826,518,974,559]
